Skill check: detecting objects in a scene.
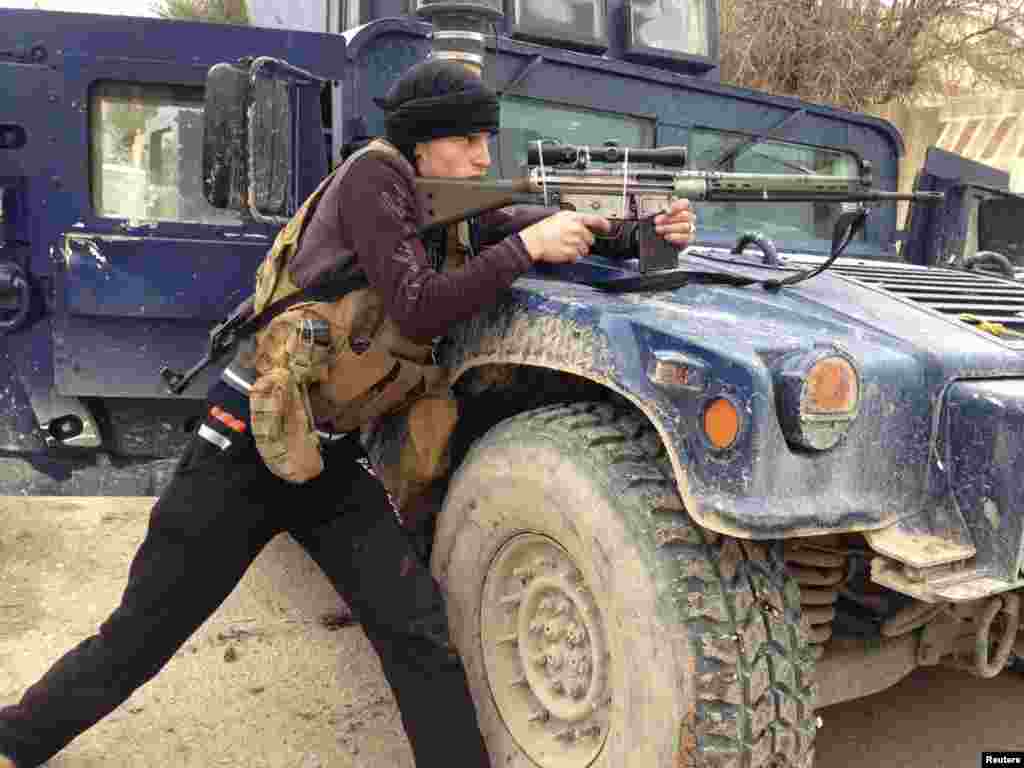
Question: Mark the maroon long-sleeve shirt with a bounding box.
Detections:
[215,147,553,409]
[292,150,552,342]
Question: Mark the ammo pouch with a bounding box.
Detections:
[249,292,449,484]
[246,139,460,490]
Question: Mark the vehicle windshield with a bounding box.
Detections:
[690,127,863,244]
[495,95,655,176]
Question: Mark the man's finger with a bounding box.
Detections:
[656,204,695,226]
[657,220,694,235]
[578,214,612,234]
[568,224,596,248]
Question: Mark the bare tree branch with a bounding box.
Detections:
[720,0,1024,109]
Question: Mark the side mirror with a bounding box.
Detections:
[202,57,321,223]
[248,75,292,218]
[203,62,251,211]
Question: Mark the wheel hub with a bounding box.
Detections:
[481,534,611,767]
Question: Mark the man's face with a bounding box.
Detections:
[415,132,492,178]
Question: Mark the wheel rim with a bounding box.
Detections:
[481,533,611,767]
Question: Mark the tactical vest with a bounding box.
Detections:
[247,139,462,492]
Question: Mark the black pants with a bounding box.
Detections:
[0,428,490,768]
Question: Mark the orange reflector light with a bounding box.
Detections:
[703,397,740,450]
[804,357,859,414]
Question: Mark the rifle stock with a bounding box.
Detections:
[416,177,537,230]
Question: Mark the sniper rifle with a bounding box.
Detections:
[161,141,944,395]
[415,141,944,274]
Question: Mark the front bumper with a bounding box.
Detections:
[870,378,1024,602]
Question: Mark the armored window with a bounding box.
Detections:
[976,195,1024,267]
[495,95,655,177]
[629,0,708,55]
[625,0,717,69]
[331,0,366,32]
[90,81,241,226]
[690,127,862,244]
[508,0,608,52]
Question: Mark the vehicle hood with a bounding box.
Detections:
[539,248,1024,381]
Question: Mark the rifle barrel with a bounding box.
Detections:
[526,169,943,204]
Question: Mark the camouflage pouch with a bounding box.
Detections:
[250,307,333,483]
[250,368,324,483]
[249,293,440,482]
[303,290,441,434]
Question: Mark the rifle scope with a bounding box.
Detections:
[527,143,688,168]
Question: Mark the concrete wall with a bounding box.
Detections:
[875,91,1024,196]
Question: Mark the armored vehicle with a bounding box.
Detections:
[4,3,1024,767]
[905,146,1024,282]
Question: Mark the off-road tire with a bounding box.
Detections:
[432,402,817,768]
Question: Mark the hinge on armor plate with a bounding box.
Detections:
[0,44,47,63]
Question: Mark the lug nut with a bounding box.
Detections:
[566,623,585,646]
[544,620,565,641]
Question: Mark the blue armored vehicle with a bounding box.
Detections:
[4,4,1024,766]
[905,146,1024,282]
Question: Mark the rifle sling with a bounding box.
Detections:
[230,270,371,345]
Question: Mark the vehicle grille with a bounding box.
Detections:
[817,260,1024,342]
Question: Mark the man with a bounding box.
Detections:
[0,59,696,768]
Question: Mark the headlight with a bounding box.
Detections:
[776,350,860,451]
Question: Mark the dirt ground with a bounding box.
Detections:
[0,497,413,768]
[2,497,1023,768]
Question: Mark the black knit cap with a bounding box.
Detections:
[373,59,500,166]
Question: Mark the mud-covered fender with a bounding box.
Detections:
[441,281,937,542]
[443,290,716,530]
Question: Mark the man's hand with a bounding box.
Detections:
[654,199,697,247]
[519,211,613,264]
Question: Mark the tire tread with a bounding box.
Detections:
[505,401,816,768]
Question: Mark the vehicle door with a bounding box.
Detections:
[52,20,344,398]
